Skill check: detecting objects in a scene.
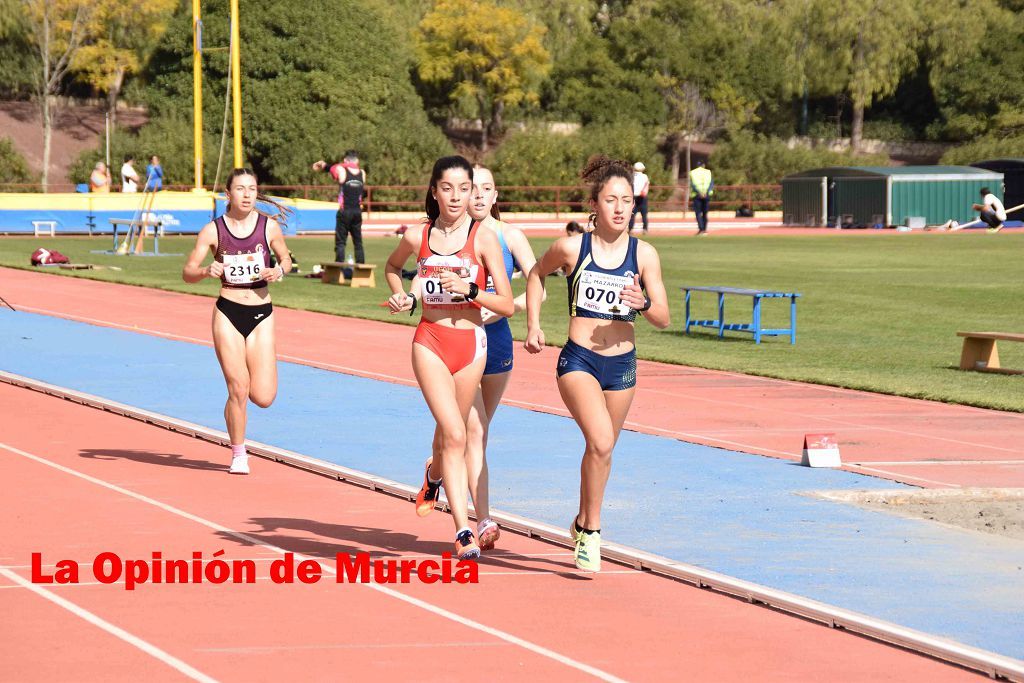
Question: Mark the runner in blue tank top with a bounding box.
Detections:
[462,165,541,550]
[525,156,670,572]
[182,169,293,475]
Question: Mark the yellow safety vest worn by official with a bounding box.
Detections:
[690,167,713,198]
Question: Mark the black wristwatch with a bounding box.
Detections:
[640,296,652,312]
[408,291,418,316]
[466,282,480,301]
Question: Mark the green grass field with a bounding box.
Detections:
[1,232,1021,411]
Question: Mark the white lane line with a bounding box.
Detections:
[849,460,1024,467]
[197,641,507,654]
[845,464,959,488]
[0,441,628,683]
[0,566,218,683]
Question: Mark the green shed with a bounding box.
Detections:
[781,174,827,226]
[782,166,1004,227]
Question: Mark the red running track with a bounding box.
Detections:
[0,382,982,681]
[2,265,1021,489]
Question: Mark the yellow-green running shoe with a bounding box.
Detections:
[574,529,601,572]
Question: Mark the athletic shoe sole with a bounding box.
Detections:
[415,457,440,517]
[478,521,500,551]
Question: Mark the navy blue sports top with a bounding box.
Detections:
[567,231,641,322]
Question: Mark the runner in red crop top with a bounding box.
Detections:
[384,155,513,560]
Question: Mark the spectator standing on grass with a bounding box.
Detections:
[690,160,713,235]
[146,155,164,192]
[89,162,111,193]
[628,161,650,234]
[120,155,139,193]
[312,150,366,264]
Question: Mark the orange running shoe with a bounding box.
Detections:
[415,457,442,517]
[477,518,500,551]
[455,529,480,560]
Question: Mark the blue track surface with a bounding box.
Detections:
[2,308,1022,658]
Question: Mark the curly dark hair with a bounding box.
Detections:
[581,154,634,203]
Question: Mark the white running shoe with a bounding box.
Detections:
[229,454,250,475]
[477,518,500,551]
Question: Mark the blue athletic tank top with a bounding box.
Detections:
[485,222,516,293]
[567,231,641,322]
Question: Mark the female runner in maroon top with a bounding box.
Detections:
[182,169,293,475]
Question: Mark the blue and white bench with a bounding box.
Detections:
[682,286,801,344]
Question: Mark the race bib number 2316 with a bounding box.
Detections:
[223,252,262,284]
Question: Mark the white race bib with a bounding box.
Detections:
[223,252,263,285]
[577,270,632,316]
[421,255,478,306]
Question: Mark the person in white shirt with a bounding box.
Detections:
[120,155,139,193]
[972,187,1007,232]
[628,161,650,234]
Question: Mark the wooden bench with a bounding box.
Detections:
[320,262,377,288]
[957,332,1024,375]
[682,286,801,344]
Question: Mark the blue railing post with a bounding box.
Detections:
[753,296,762,344]
[684,289,692,335]
[790,295,798,344]
[717,292,725,338]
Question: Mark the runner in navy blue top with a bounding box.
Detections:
[182,169,293,475]
[525,155,670,572]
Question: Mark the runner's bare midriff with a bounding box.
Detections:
[569,317,635,355]
[422,306,483,330]
[219,285,270,305]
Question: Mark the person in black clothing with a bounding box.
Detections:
[312,150,366,263]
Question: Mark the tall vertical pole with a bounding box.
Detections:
[192,0,203,190]
[230,0,243,169]
[104,112,110,171]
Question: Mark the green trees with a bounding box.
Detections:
[21,0,100,190]
[0,0,36,98]
[0,137,35,185]
[69,0,176,122]
[29,0,1024,193]
[796,0,926,152]
[126,0,452,187]
[926,0,1024,140]
[415,0,551,150]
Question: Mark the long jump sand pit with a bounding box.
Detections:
[808,488,1024,540]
